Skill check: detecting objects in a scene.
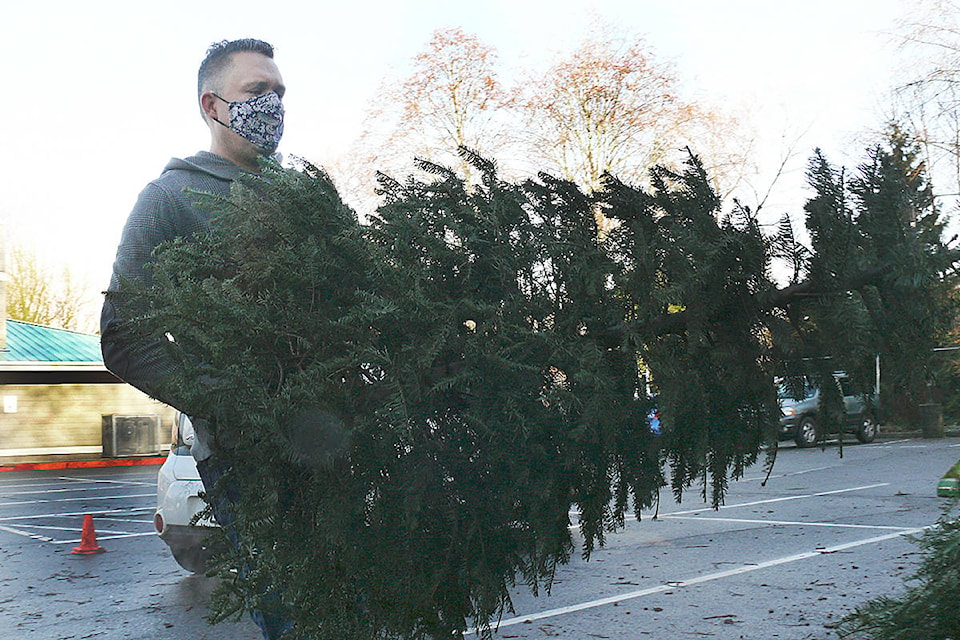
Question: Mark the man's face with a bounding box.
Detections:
[203,51,286,168]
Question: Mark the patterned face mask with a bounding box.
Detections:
[212,91,285,154]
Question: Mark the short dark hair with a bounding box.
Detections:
[197,38,274,102]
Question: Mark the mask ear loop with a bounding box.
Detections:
[208,93,231,129]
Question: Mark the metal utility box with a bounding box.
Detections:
[102,414,162,457]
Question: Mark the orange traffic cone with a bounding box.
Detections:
[72,514,106,555]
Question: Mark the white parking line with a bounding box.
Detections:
[0,512,156,543]
[58,476,156,487]
[662,483,889,517]
[13,524,96,533]
[472,526,928,635]
[0,524,55,542]
[740,465,837,483]
[97,517,153,524]
[0,506,154,523]
[0,477,155,496]
[0,493,155,507]
[0,486,125,497]
[663,515,914,531]
[51,532,157,545]
[0,481,68,490]
[568,483,891,526]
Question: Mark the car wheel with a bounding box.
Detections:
[795,417,818,448]
[856,414,878,444]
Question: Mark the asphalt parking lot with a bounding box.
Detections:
[0,464,258,639]
[1,436,959,640]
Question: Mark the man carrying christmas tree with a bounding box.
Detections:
[100,38,291,639]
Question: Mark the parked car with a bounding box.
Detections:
[154,413,221,572]
[778,374,879,448]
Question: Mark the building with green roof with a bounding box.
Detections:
[1,319,109,377]
[1,319,174,463]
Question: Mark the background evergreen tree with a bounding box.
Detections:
[781,128,959,436]
[849,126,960,426]
[111,128,958,638]
[825,128,960,640]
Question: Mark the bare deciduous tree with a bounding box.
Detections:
[520,23,754,231]
[7,241,89,331]
[355,27,513,185]
[522,25,682,195]
[891,0,960,198]
[342,22,752,231]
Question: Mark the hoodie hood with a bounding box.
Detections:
[161,151,242,182]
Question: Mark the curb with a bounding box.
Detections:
[0,457,167,473]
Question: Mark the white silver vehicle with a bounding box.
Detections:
[154,413,221,572]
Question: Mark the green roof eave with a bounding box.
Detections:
[2,319,103,364]
[0,361,107,371]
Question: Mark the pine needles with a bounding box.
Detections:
[111,137,959,638]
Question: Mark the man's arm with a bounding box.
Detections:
[100,181,185,408]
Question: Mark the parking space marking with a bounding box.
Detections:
[98,516,153,524]
[0,480,155,498]
[0,524,55,542]
[11,523,91,533]
[662,483,889,517]
[58,475,156,487]
[0,486,138,497]
[663,515,914,531]
[50,531,157,545]
[473,526,929,635]
[0,471,165,543]
[0,506,154,523]
[0,480,71,491]
[0,492,155,507]
[0,504,157,544]
[740,465,837,483]
[568,483,891,527]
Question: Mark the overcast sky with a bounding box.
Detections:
[0,0,911,329]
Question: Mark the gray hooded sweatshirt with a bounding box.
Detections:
[101,151,241,461]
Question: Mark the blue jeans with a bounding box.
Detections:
[196,455,295,640]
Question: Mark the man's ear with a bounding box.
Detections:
[200,92,222,123]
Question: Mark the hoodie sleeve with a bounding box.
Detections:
[100,179,190,408]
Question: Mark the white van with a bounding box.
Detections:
[154,413,221,572]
